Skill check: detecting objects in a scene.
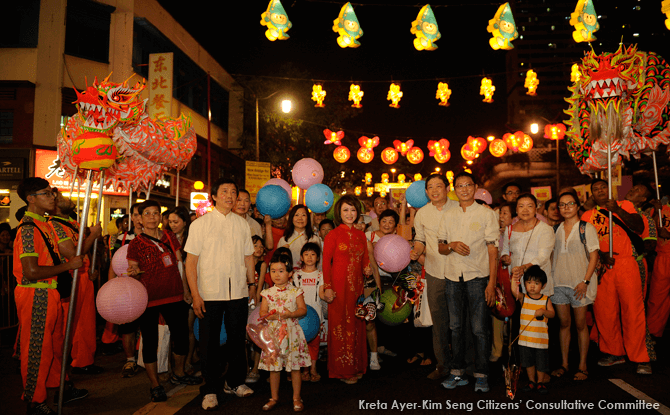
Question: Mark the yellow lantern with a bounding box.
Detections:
[480,78,495,103]
[366,187,374,197]
[355,186,362,196]
[664,0,670,30]
[381,173,389,184]
[312,84,326,107]
[387,83,403,108]
[525,70,539,96]
[194,181,205,190]
[365,172,372,185]
[397,174,406,184]
[489,138,508,157]
[571,64,581,83]
[349,84,363,108]
[446,170,454,184]
[414,173,422,181]
[380,191,387,197]
[436,82,451,106]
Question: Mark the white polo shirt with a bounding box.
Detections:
[185,208,254,301]
[438,202,499,282]
[413,199,457,278]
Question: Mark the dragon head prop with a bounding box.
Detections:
[58,74,196,191]
[564,44,670,174]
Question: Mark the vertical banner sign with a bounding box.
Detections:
[245,161,272,203]
[148,53,173,120]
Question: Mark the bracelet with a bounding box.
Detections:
[248,282,257,287]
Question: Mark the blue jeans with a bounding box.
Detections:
[446,277,491,377]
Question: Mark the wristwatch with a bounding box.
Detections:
[582,279,590,285]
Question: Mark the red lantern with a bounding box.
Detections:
[503,132,520,152]
[381,147,399,164]
[519,133,533,152]
[489,138,508,157]
[357,147,374,163]
[428,139,450,157]
[461,144,477,161]
[333,145,350,163]
[544,123,566,140]
[434,150,451,163]
[468,136,487,154]
[393,139,414,156]
[406,147,424,164]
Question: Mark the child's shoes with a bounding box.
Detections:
[521,381,536,393]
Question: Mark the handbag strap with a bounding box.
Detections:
[17,222,62,266]
[596,208,645,256]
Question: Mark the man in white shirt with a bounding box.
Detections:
[185,178,256,410]
[368,197,388,232]
[438,171,498,393]
[235,189,263,238]
[411,173,457,380]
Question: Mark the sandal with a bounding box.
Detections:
[537,383,549,395]
[420,357,433,366]
[293,398,304,412]
[263,398,279,411]
[407,353,423,364]
[310,372,321,382]
[521,381,536,393]
[301,371,310,382]
[551,366,569,378]
[574,369,588,381]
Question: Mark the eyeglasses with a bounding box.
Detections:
[142,211,161,217]
[455,183,474,189]
[375,202,387,206]
[505,191,520,196]
[31,192,56,198]
[558,202,577,209]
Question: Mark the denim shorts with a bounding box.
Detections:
[551,285,593,308]
[520,345,549,373]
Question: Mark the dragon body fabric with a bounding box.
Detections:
[57,75,196,191]
[564,44,670,174]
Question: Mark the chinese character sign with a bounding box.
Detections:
[149,53,173,120]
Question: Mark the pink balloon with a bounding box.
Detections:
[374,234,411,273]
[475,188,493,205]
[111,245,130,277]
[264,178,292,200]
[96,277,148,324]
[292,158,324,190]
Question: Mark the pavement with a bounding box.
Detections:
[2,321,670,415]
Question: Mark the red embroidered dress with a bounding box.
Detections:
[322,224,369,379]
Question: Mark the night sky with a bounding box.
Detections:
[157,0,669,170]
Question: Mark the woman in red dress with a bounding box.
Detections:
[323,195,371,384]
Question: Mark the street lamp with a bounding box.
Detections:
[530,123,539,134]
[255,92,292,161]
[391,168,396,182]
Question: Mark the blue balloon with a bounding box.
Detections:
[405,180,430,209]
[256,185,291,219]
[298,305,320,342]
[194,315,227,345]
[305,184,334,214]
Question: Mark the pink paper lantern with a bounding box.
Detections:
[264,178,292,199]
[292,158,324,190]
[111,244,130,277]
[374,234,411,273]
[475,188,493,205]
[96,277,148,324]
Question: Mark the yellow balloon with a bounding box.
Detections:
[447,190,458,201]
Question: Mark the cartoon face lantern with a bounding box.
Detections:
[312,85,326,107]
[487,2,518,50]
[480,78,495,103]
[387,83,403,108]
[333,2,363,48]
[664,0,670,30]
[525,70,539,96]
[436,82,451,106]
[349,84,364,108]
[410,4,441,51]
[260,0,292,41]
[570,0,599,43]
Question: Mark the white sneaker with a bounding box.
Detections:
[370,355,381,370]
[224,382,254,397]
[201,394,218,411]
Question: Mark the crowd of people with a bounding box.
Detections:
[8,171,670,414]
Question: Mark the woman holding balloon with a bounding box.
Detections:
[322,195,372,384]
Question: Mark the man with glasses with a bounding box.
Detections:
[13,178,87,415]
[437,172,499,393]
[368,197,388,232]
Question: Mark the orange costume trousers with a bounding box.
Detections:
[15,286,65,403]
[61,273,97,368]
[647,253,670,337]
[593,256,650,363]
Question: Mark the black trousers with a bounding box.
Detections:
[199,297,248,395]
[138,300,189,363]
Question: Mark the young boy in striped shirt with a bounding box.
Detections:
[512,265,555,394]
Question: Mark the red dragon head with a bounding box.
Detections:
[73,74,147,135]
